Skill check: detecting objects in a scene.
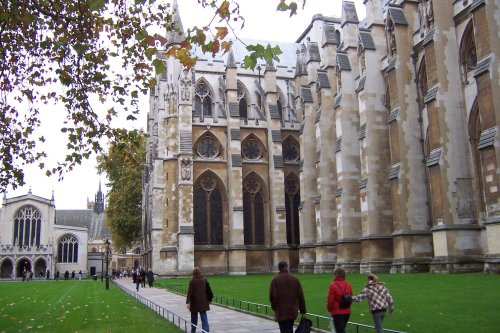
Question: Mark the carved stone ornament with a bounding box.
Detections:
[180,75,191,102]
[424,0,434,31]
[180,158,192,181]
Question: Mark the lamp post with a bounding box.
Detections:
[105,238,110,290]
[101,252,104,282]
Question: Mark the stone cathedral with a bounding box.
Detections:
[142,0,500,276]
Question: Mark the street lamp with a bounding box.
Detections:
[105,238,110,290]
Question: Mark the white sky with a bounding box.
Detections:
[6,0,365,209]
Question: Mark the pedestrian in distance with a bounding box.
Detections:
[186,267,213,333]
[133,269,141,292]
[326,267,353,333]
[71,271,76,280]
[140,267,147,288]
[79,270,83,280]
[64,270,69,281]
[147,269,154,288]
[269,261,307,333]
[353,274,394,333]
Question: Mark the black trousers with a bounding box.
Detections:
[333,314,350,333]
[278,319,295,333]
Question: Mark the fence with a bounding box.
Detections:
[155,282,406,333]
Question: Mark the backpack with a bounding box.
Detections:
[336,282,352,309]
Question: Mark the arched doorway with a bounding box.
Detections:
[17,258,31,278]
[33,258,47,279]
[1,259,14,279]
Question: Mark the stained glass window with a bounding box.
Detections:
[243,176,265,245]
[242,139,262,160]
[283,138,299,162]
[13,205,42,247]
[194,174,223,245]
[196,136,219,159]
[57,235,79,263]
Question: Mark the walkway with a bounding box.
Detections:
[114,278,282,333]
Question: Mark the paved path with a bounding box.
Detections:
[114,278,282,333]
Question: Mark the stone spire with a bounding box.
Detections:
[94,179,105,215]
[226,45,237,68]
[165,0,185,47]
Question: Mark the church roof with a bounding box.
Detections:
[56,210,109,240]
[192,38,300,71]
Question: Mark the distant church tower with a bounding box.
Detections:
[94,180,105,215]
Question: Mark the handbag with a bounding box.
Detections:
[295,315,312,333]
[335,282,352,309]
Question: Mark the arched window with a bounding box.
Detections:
[336,30,342,50]
[243,174,265,245]
[193,173,224,245]
[13,205,42,247]
[417,59,428,110]
[194,81,213,120]
[386,19,396,57]
[195,132,223,159]
[460,21,477,81]
[468,99,486,213]
[242,135,264,161]
[57,235,79,263]
[282,136,300,163]
[285,174,301,245]
[237,83,249,120]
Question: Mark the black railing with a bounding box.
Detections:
[114,281,208,333]
[155,282,406,333]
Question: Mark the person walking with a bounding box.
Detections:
[140,267,147,288]
[353,274,394,333]
[269,261,307,333]
[147,269,155,288]
[133,269,141,292]
[186,267,213,333]
[327,267,353,333]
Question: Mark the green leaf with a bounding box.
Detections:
[135,29,148,41]
[152,59,165,75]
[87,0,107,11]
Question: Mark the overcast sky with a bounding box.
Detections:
[6,0,365,209]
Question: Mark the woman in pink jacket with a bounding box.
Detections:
[326,267,353,333]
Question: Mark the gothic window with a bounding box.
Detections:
[468,100,486,213]
[242,135,264,160]
[194,81,213,121]
[256,92,262,111]
[277,96,284,121]
[194,173,223,245]
[13,205,42,247]
[460,21,477,80]
[386,19,396,57]
[243,175,265,245]
[336,30,342,50]
[282,137,300,162]
[237,83,249,119]
[57,234,79,263]
[336,64,342,94]
[359,46,366,75]
[195,134,222,159]
[417,59,428,110]
[285,174,300,245]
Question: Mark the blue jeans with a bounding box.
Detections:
[372,310,386,333]
[191,311,209,333]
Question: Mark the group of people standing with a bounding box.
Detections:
[132,267,155,291]
[270,263,394,333]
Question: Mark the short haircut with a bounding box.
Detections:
[278,261,288,272]
[334,267,346,278]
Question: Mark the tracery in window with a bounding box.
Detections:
[460,21,477,79]
[243,174,265,245]
[242,135,264,160]
[57,234,79,263]
[417,59,428,110]
[194,173,224,245]
[13,205,42,247]
[282,137,300,162]
[237,82,249,119]
[194,133,222,159]
[194,80,213,121]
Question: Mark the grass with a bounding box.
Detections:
[0,279,181,333]
[157,273,500,333]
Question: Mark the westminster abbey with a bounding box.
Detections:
[142,0,500,275]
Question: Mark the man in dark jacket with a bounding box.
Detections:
[269,261,307,333]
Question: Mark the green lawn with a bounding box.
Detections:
[0,280,181,333]
[158,273,500,333]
